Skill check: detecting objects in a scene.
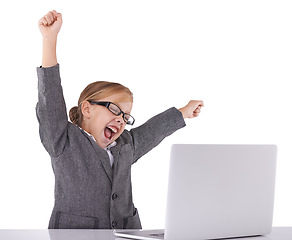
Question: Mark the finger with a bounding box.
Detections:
[43,15,52,25]
[193,112,200,117]
[38,18,44,26]
[55,12,62,22]
[51,11,59,22]
[39,17,48,26]
[51,10,59,19]
[51,10,62,20]
[44,11,56,26]
[46,11,54,22]
[193,100,204,107]
[189,100,204,109]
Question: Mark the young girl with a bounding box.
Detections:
[37,10,204,229]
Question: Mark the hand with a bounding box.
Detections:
[179,100,204,119]
[38,10,62,39]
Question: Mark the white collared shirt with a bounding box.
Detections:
[80,127,116,167]
[104,141,117,167]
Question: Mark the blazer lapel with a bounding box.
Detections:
[93,143,113,183]
[110,139,122,158]
[79,128,113,183]
[110,139,122,179]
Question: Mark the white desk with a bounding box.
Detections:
[0,227,291,240]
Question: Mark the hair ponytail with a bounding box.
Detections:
[69,106,80,125]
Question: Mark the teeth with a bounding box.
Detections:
[108,126,118,133]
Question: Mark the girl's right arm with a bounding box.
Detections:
[36,11,68,157]
[38,10,62,67]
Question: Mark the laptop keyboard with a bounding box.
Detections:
[150,233,165,238]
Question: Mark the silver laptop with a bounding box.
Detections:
[114,144,277,240]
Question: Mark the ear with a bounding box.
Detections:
[81,101,91,119]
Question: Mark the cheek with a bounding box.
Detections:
[90,111,111,132]
[120,125,126,133]
[115,126,126,139]
[93,109,112,122]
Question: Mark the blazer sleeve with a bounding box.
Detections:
[129,107,186,164]
[36,64,69,157]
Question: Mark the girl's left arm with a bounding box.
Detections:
[128,100,203,163]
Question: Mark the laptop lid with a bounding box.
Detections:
[164,144,277,240]
[114,144,277,240]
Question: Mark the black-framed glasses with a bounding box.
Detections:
[89,101,135,125]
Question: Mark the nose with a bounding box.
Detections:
[115,114,124,124]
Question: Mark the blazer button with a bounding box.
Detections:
[112,193,118,200]
[112,221,117,229]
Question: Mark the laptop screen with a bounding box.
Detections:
[165,144,277,240]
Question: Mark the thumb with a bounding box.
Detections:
[188,100,204,109]
[52,10,62,22]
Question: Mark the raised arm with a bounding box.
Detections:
[36,10,68,157]
[38,10,62,67]
[129,101,204,164]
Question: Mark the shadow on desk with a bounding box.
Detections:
[47,227,292,240]
[1,228,290,240]
[49,229,116,240]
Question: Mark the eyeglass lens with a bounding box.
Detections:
[108,103,134,125]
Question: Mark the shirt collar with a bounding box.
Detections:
[105,141,117,150]
[79,127,117,150]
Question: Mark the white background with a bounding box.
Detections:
[0,0,291,229]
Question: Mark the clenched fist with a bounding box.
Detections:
[179,100,204,119]
[39,10,62,38]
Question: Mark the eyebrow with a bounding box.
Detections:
[112,101,132,114]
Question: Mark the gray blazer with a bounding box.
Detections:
[36,64,186,229]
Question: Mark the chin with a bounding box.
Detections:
[96,137,117,149]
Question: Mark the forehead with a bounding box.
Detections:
[100,92,133,112]
[102,92,132,102]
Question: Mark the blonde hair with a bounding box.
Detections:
[69,81,133,126]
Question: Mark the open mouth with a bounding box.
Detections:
[104,125,119,141]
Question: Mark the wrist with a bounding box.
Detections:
[42,35,57,43]
[42,37,58,68]
[178,108,187,119]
